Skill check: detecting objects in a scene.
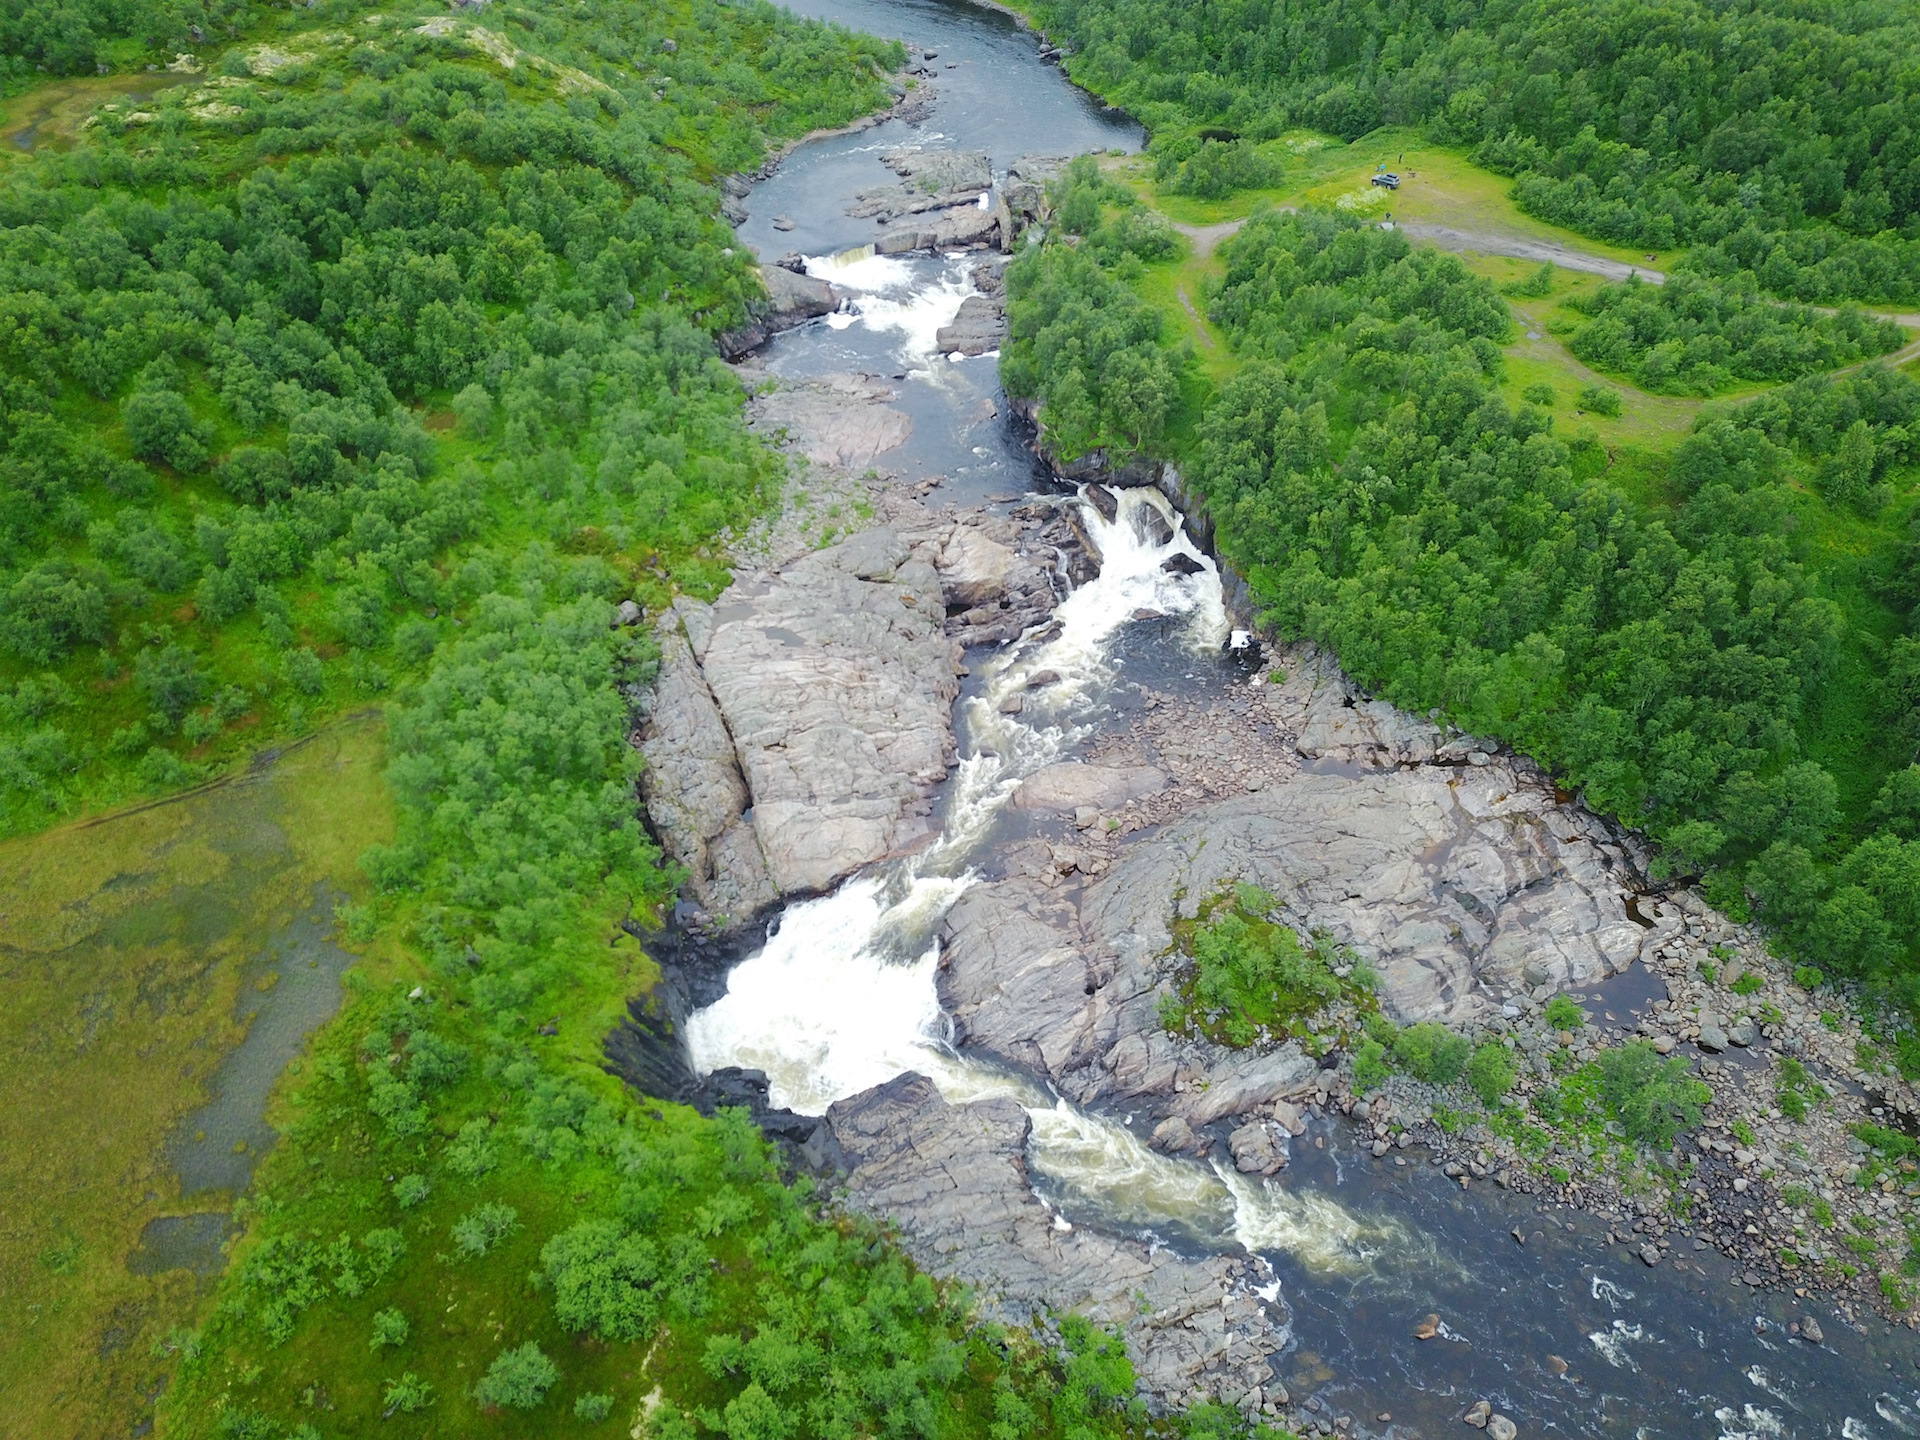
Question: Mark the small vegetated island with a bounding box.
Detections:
[8,0,1920,1430]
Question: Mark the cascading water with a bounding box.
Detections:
[686,483,1407,1276]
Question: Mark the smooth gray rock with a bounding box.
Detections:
[1013,762,1168,812]
[935,293,1007,355]
[719,264,839,357]
[939,876,1106,1078]
[827,1074,1282,1402]
[747,373,910,469]
[938,525,1018,606]
[638,612,776,920]
[697,533,960,896]
[1079,762,1643,1025]
[849,148,992,220]
[1699,1024,1729,1053]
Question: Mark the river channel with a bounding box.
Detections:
[687,1,1920,1433]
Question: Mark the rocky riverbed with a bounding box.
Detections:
[625,358,1920,1434]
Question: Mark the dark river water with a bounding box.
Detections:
[721,0,1920,1432]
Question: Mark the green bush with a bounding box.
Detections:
[450,1203,520,1260]
[575,1393,615,1422]
[1596,1042,1710,1148]
[369,1309,409,1351]
[473,1343,559,1410]
[1576,383,1623,417]
[1352,1037,1391,1092]
[1522,382,1556,406]
[1168,139,1281,198]
[1543,994,1585,1030]
[1391,1022,1471,1085]
[1569,275,1902,395]
[1732,970,1765,996]
[382,1373,433,1414]
[1159,885,1340,1047]
[540,1221,710,1343]
[123,389,210,473]
[1467,1042,1518,1105]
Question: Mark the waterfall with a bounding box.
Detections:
[685,480,1401,1273]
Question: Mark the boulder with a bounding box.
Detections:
[1013,762,1169,812]
[1228,1120,1285,1174]
[938,526,1018,606]
[935,294,1007,355]
[1150,1115,1196,1153]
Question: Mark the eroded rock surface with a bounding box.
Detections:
[936,641,1648,1163]
[719,265,841,358]
[640,380,1092,929]
[746,373,911,469]
[827,1074,1285,1407]
[641,531,959,916]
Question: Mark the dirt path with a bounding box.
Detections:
[1174,284,1213,346]
[1170,216,1249,260]
[1398,221,1665,284]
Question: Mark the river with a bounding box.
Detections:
[688,0,1920,1433]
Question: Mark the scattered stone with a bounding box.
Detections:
[1801,1316,1824,1345]
[1463,1401,1491,1429]
[999,693,1025,715]
[1414,1313,1440,1340]
[1640,1244,1661,1267]
[1546,1354,1568,1374]
[1698,1024,1729,1053]
[1487,1417,1518,1440]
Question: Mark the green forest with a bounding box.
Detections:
[1025,0,1920,303]
[0,0,1202,1437]
[1002,10,1920,1055]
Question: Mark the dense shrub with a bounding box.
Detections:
[1596,1041,1710,1148]
[473,1343,558,1410]
[1569,276,1902,395]
[1021,0,1920,302]
[1467,1042,1517,1105]
[1158,884,1343,1047]
[1391,1022,1471,1085]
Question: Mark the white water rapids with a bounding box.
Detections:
[684,480,1412,1274]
